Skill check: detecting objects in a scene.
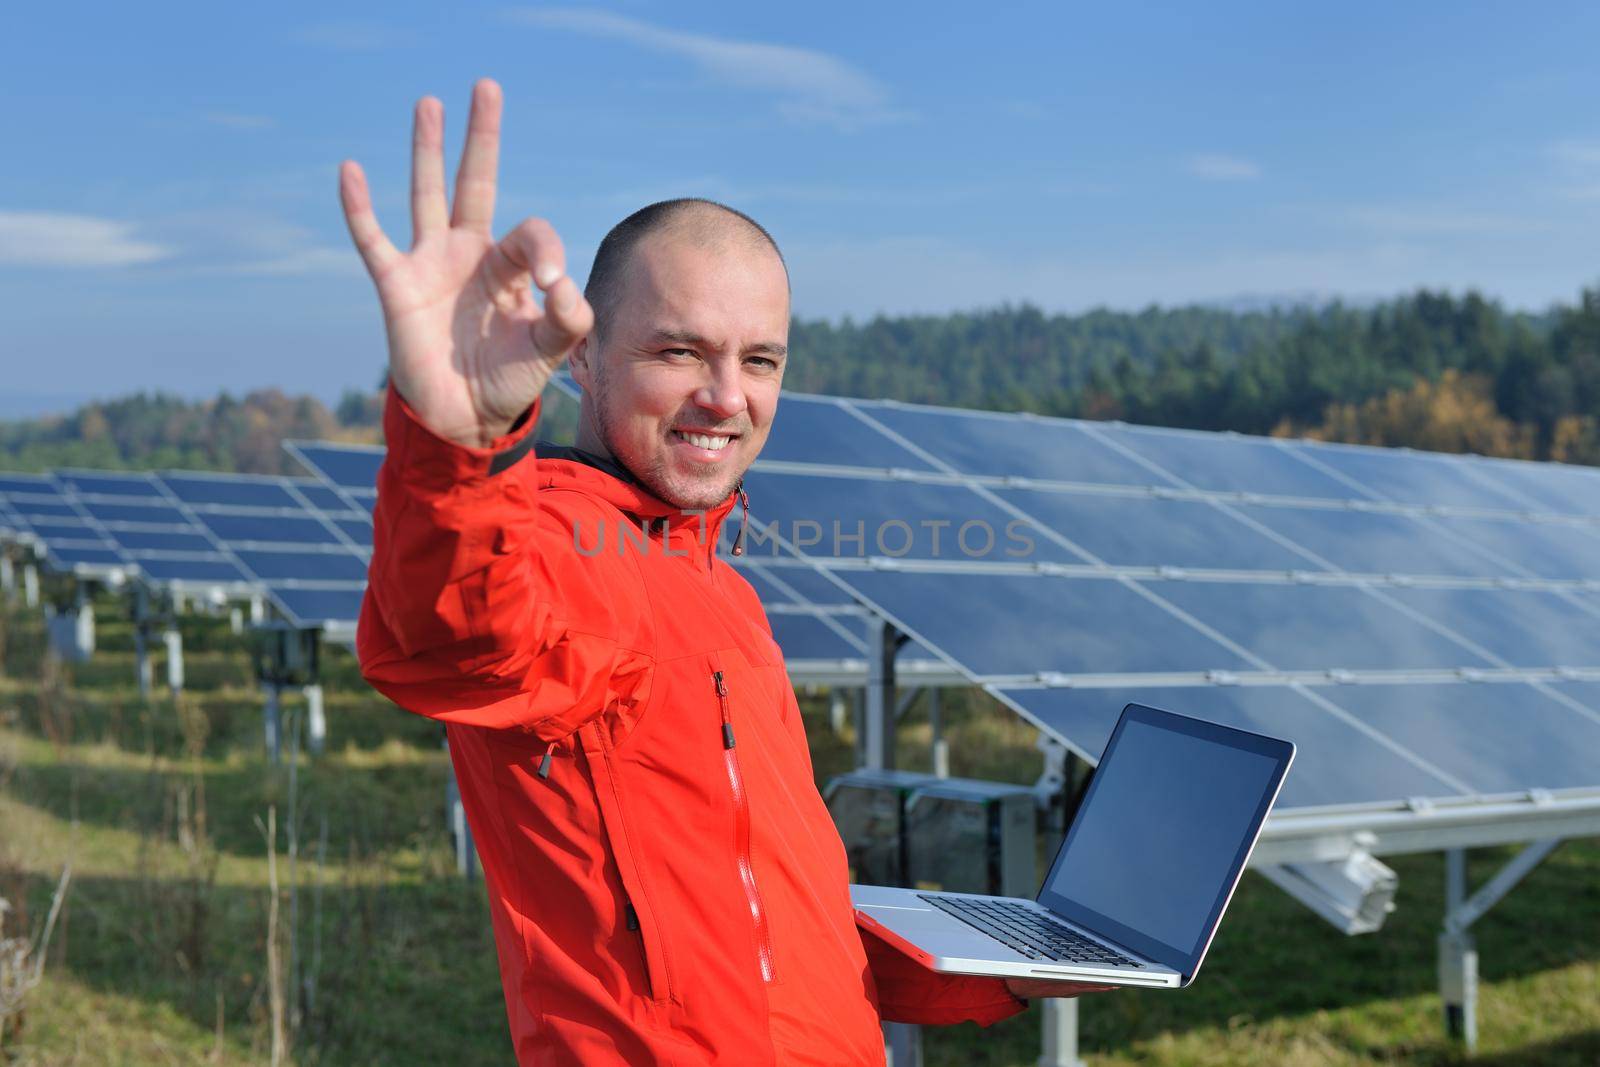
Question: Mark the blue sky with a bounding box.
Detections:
[3,1,1599,416]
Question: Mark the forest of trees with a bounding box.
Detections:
[3,285,1598,473]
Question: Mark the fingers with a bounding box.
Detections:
[410,96,448,245]
[532,275,594,361]
[451,78,502,233]
[496,217,592,359]
[338,161,401,279]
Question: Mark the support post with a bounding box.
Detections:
[163,626,184,692]
[303,683,325,756]
[229,605,244,635]
[0,553,13,598]
[1439,848,1476,1050]
[829,688,850,738]
[864,619,907,771]
[1040,999,1087,1067]
[264,682,282,764]
[883,1020,922,1067]
[133,587,152,700]
[249,594,266,624]
[73,585,95,658]
[22,563,39,608]
[929,688,948,779]
[445,739,479,881]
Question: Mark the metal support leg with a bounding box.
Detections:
[829,688,850,738]
[73,587,95,658]
[929,689,948,778]
[22,563,39,608]
[444,740,478,881]
[303,684,325,756]
[0,554,13,598]
[1040,998,1088,1067]
[229,605,243,635]
[884,1021,922,1067]
[133,588,152,700]
[264,683,282,764]
[249,594,266,624]
[865,620,906,771]
[163,627,184,692]
[1440,848,1476,1049]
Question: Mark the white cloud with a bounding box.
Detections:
[1184,153,1262,181]
[226,247,363,276]
[509,8,904,129]
[0,211,172,267]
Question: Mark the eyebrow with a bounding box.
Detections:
[649,329,788,359]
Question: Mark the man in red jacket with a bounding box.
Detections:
[341,78,1106,1065]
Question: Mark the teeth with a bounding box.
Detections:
[680,432,730,451]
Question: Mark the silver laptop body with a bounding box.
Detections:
[852,703,1295,989]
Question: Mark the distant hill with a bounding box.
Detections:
[3,285,1596,475]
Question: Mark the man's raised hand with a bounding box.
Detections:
[339,79,593,449]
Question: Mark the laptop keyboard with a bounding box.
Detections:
[919,895,1142,967]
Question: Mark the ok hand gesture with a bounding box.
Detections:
[339,79,592,449]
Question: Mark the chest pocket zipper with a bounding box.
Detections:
[714,670,778,983]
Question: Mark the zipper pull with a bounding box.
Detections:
[713,671,736,748]
[537,740,556,779]
[731,482,750,556]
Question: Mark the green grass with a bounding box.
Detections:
[0,594,1595,1065]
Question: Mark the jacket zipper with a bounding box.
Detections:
[713,670,776,982]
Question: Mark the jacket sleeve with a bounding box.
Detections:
[861,927,1028,1027]
[356,386,653,737]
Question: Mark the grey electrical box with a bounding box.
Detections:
[823,768,934,887]
[249,622,322,687]
[906,778,1037,897]
[824,769,1038,897]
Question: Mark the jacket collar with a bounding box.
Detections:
[533,441,743,564]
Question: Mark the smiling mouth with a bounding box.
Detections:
[671,429,737,452]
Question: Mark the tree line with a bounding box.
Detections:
[2,285,1597,474]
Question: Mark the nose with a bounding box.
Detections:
[692,357,748,423]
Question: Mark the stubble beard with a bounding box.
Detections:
[589,380,745,512]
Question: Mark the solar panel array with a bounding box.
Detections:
[721,393,1600,815]
[17,379,1599,817]
[0,469,371,631]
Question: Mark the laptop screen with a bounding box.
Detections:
[1036,704,1293,977]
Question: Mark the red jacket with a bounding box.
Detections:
[358,390,1026,1064]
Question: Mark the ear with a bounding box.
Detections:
[569,334,594,391]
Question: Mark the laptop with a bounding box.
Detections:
[852,703,1294,989]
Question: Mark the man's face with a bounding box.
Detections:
[571,230,789,511]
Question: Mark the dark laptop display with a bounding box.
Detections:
[1036,704,1293,977]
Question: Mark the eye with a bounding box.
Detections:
[745,356,778,371]
[662,347,696,360]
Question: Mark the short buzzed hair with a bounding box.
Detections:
[583,198,788,341]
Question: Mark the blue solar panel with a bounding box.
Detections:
[233,550,368,581]
[49,545,125,567]
[1430,514,1600,579]
[0,475,54,495]
[759,395,937,471]
[8,501,79,520]
[1152,582,1496,671]
[161,473,300,509]
[1000,686,1465,808]
[27,521,110,543]
[292,444,383,490]
[837,572,1254,678]
[135,557,250,583]
[744,562,857,605]
[1095,425,1360,499]
[81,500,190,526]
[196,513,338,545]
[1461,456,1600,518]
[740,471,1075,564]
[996,489,1318,571]
[111,529,218,553]
[296,483,353,513]
[1287,441,1536,512]
[1380,587,1600,668]
[335,520,372,547]
[1236,504,1511,578]
[856,402,1166,486]
[767,613,865,660]
[1323,683,1600,793]
[56,472,162,498]
[268,585,365,628]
